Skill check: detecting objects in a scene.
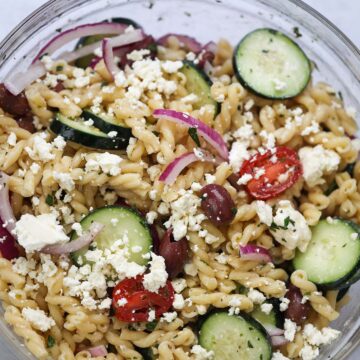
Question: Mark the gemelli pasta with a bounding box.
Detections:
[0,19,358,360]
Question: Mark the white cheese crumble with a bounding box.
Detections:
[15,213,69,252]
[284,318,297,341]
[142,253,168,293]
[247,288,266,304]
[301,121,320,136]
[171,278,187,293]
[191,345,214,360]
[161,60,183,73]
[29,163,40,174]
[145,211,158,225]
[271,351,291,360]
[299,145,340,187]
[273,78,287,91]
[161,311,178,323]
[85,152,123,176]
[254,200,273,226]
[302,324,340,346]
[52,135,66,150]
[53,171,75,191]
[163,189,205,241]
[229,141,250,173]
[22,308,55,332]
[25,133,55,162]
[7,132,17,146]
[127,49,150,61]
[279,297,290,312]
[260,302,273,315]
[299,344,319,360]
[269,200,311,252]
[172,294,185,310]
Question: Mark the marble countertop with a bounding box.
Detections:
[0,1,359,359]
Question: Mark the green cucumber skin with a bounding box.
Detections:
[251,299,283,329]
[82,110,132,138]
[181,61,220,116]
[233,28,311,100]
[70,206,152,267]
[293,218,360,290]
[50,118,127,150]
[199,311,272,360]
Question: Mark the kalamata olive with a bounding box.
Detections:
[284,284,311,325]
[17,113,36,133]
[53,82,65,93]
[0,83,30,116]
[227,173,243,191]
[158,228,188,279]
[199,184,236,226]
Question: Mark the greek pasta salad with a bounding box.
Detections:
[0,18,358,360]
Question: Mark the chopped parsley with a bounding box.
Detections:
[45,194,54,206]
[145,320,158,331]
[270,216,295,231]
[56,65,63,72]
[47,335,55,348]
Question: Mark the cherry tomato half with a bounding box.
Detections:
[239,146,303,200]
[112,275,174,322]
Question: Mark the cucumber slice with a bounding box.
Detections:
[82,109,132,138]
[71,206,152,266]
[180,61,219,115]
[293,219,360,289]
[233,28,311,99]
[50,113,128,150]
[75,18,141,68]
[199,312,272,360]
[250,300,282,329]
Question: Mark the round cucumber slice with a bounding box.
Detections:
[293,219,360,289]
[233,28,311,99]
[71,206,152,266]
[199,312,272,360]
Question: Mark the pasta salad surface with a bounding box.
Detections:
[0,19,358,360]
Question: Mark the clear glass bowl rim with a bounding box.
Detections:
[0,0,359,359]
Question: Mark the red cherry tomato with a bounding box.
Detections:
[112,275,174,322]
[239,146,302,200]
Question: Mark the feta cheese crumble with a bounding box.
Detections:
[299,145,340,187]
[269,200,311,252]
[15,213,69,252]
[22,308,55,332]
[143,253,168,293]
[85,152,123,176]
[191,345,214,360]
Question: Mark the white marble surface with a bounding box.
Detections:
[0,0,359,359]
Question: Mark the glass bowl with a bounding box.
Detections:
[0,0,360,359]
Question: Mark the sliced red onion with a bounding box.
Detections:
[271,335,288,347]
[153,109,229,160]
[102,38,118,79]
[198,41,216,68]
[33,22,129,63]
[264,325,284,337]
[0,172,17,234]
[5,29,144,96]
[41,222,104,254]
[88,345,108,357]
[4,62,46,96]
[59,29,144,63]
[159,151,219,185]
[239,244,272,263]
[157,33,202,53]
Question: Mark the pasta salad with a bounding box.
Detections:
[0,18,359,360]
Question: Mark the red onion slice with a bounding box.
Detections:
[41,222,104,255]
[102,38,118,79]
[153,109,229,160]
[89,56,102,69]
[0,172,17,234]
[239,244,272,263]
[159,150,219,185]
[4,62,46,96]
[59,29,144,63]
[157,34,202,53]
[5,29,144,96]
[271,335,288,347]
[0,225,19,260]
[88,345,108,357]
[264,325,284,337]
[33,22,129,63]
